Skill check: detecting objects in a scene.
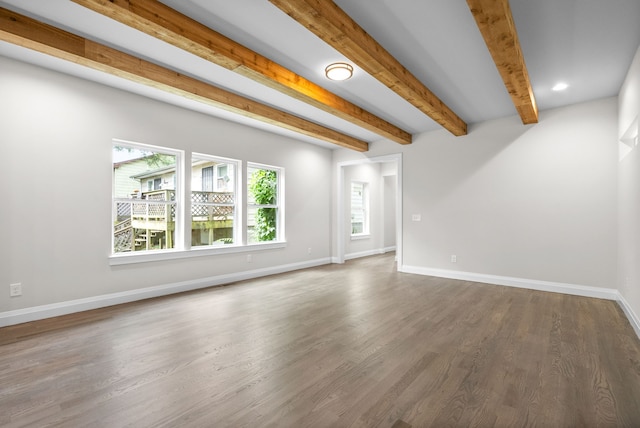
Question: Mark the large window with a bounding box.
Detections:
[112,142,180,253]
[191,154,238,247]
[247,163,283,244]
[351,181,369,236]
[112,141,284,259]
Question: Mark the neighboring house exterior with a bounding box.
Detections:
[113,157,155,199]
[113,157,235,252]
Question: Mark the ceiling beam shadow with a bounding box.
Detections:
[0,7,368,152]
[467,0,538,124]
[269,0,468,137]
[71,0,411,145]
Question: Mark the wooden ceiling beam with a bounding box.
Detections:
[269,0,468,137]
[0,7,368,152]
[70,0,411,145]
[467,0,538,124]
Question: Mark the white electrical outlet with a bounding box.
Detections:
[247,254,252,263]
[412,214,421,221]
[451,255,457,263]
[308,247,312,254]
[10,283,22,297]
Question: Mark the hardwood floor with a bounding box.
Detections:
[2,253,640,427]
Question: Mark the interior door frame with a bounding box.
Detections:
[336,153,403,269]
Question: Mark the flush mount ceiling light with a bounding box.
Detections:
[552,82,569,91]
[325,62,353,81]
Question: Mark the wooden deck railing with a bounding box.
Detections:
[113,190,235,252]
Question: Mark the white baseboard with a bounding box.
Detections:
[402,264,640,341]
[617,293,640,340]
[7,258,638,341]
[345,247,394,261]
[332,246,395,264]
[0,257,331,327]
[400,265,619,301]
[344,249,381,260]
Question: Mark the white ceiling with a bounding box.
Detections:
[1,0,639,149]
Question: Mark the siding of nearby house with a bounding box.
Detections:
[192,161,232,192]
[148,172,175,191]
[113,158,150,198]
[115,160,232,198]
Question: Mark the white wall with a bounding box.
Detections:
[383,175,397,249]
[335,97,619,292]
[0,56,333,324]
[618,45,640,330]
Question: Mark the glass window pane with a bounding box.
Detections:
[191,155,237,247]
[248,167,277,205]
[351,182,368,235]
[247,165,280,243]
[247,206,277,243]
[113,144,177,253]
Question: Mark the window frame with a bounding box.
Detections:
[190,153,240,249]
[350,181,370,238]
[246,162,285,245]
[111,140,183,255]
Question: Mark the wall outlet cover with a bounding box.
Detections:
[10,283,22,297]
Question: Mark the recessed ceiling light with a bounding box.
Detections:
[325,62,353,81]
[552,82,569,91]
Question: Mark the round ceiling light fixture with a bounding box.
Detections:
[325,62,354,81]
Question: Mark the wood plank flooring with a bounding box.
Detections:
[2,253,640,427]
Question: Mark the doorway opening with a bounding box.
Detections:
[336,153,402,269]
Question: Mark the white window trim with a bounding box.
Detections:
[246,162,285,244]
[350,181,369,237]
[191,152,241,248]
[112,139,183,254]
[350,234,371,241]
[109,241,286,265]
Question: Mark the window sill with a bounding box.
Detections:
[350,234,370,241]
[109,241,287,266]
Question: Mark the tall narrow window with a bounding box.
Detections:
[191,154,238,247]
[351,181,369,236]
[112,143,179,253]
[247,163,283,244]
